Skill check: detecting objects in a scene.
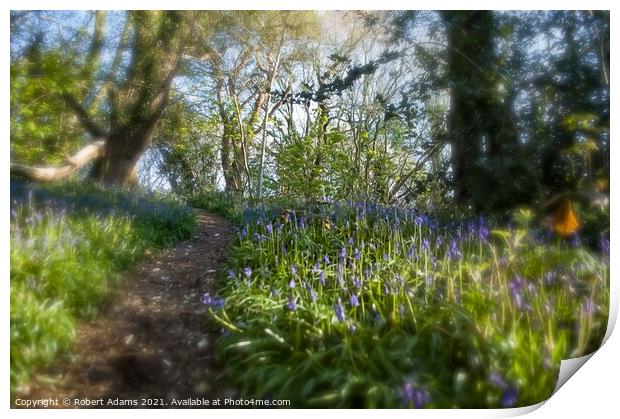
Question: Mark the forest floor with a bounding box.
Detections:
[19,209,235,408]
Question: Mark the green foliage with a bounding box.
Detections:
[209,203,608,407]
[189,190,244,225]
[10,180,196,396]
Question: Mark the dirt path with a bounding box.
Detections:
[21,209,235,407]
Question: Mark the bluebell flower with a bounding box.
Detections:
[350,294,360,307]
[407,246,415,260]
[353,248,360,260]
[265,222,273,234]
[324,255,330,264]
[228,270,236,279]
[334,298,345,322]
[501,386,518,408]
[291,264,297,276]
[509,276,526,310]
[319,271,326,286]
[310,289,318,302]
[583,297,596,314]
[243,267,252,278]
[287,297,298,311]
[348,236,354,245]
[489,372,507,389]
[289,278,296,289]
[400,381,430,408]
[281,244,287,254]
[422,238,430,252]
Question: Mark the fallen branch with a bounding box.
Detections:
[10,139,107,182]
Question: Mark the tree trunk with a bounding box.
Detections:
[89,11,194,186]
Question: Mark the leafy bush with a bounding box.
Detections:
[207,202,609,408]
[10,179,196,395]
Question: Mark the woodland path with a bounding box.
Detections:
[22,209,235,407]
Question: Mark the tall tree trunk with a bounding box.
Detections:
[90,11,194,186]
[442,11,494,205]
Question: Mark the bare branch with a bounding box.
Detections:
[11,139,107,182]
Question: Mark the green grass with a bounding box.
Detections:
[207,203,609,408]
[10,179,196,396]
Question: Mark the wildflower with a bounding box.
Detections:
[201,293,225,309]
[240,227,247,239]
[478,224,489,242]
[201,293,215,306]
[350,294,360,307]
[407,246,415,260]
[352,276,362,288]
[400,381,430,408]
[287,297,298,311]
[447,240,462,260]
[243,267,252,278]
[509,276,526,310]
[353,248,360,260]
[309,288,318,302]
[334,298,345,322]
[501,386,518,408]
[422,238,430,252]
[489,372,507,389]
[348,236,354,245]
[324,255,330,264]
[340,247,347,260]
[291,264,298,276]
[281,244,287,254]
[319,271,326,286]
[265,222,273,234]
[228,270,236,279]
[600,237,610,260]
[289,278,296,289]
[583,297,596,314]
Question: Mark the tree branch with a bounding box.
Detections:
[10,139,106,182]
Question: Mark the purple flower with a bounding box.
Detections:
[228,270,236,279]
[489,372,507,389]
[422,239,430,252]
[340,247,347,260]
[501,386,518,408]
[240,227,247,239]
[243,267,253,278]
[287,297,298,311]
[281,244,287,254]
[334,298,345,322]
[201,293,225,308]
[289,278,296,289]
[201,293,215,306]
[583,297,596,314]
[353,276,362,288]
[400,381,430,408]
[353,248,360,260]
[265,222,273,234]
[309,289,318,302]
[447,240,462,260]
[509,276,526,310]
[350,294,360,307]
[323,255,330,264]
[478,225,489,242]
[407,246,415,260]
[291,264,297,276]
[319,271,326,286]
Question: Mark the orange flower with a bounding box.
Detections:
[553,199,580,237]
